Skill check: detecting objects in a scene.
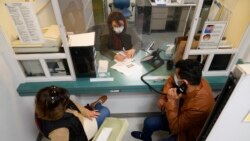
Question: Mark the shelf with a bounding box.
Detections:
[150,1,196,7]
[15,53,67,60]
[188,48,238,55]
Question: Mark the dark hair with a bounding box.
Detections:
[175,59,202,85]
[107,11,127,34]
[35,86,70,120]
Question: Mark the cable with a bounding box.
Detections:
[140,48,168,95]
[140,67,167,95]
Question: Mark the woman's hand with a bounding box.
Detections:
[86,110,100,120]
[125,48,135,58]
[114,54,126,61]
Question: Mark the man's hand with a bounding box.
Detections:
[157,98,165,109]
[167,88,182,101]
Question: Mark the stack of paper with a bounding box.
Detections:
[68,32,95,47]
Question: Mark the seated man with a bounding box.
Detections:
[131,59,215,141]
[100,11,140,62]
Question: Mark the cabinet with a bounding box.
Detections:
[150,7,169,30]
[136,0,196,34]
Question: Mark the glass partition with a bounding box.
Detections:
[91,0,200,57]
[46,59,70,76]
[4,0,62,54]
[19,60,45,77]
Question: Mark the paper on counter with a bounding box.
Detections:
[111,59,142,76]
[68,32,95,47]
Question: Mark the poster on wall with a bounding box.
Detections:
[199,21,227,49]
[5,2,44,43]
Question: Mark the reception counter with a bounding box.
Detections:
[17,51,228,96]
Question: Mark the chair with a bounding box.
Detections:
[92,117,128,141]
[109,0,135,18]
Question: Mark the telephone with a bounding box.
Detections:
[176,83,187,94]
[12,25,61,53]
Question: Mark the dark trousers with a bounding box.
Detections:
[142,114,176,141]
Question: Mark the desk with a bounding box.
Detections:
[17,50,227,96]
[17,50,171,96]
[135,0,196,34]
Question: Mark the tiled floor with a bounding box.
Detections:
[40,116,169,141]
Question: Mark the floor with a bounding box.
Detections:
[40,116,169,141]
[122,117,169,141]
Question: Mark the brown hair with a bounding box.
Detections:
[107,11,127,34]
[35,86,70,120]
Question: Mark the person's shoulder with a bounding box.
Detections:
[122,33,132,40]
[100,34,110,42]
[101,34,110,38]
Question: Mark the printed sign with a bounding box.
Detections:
[199,21,227,49]
[5,2,44,43]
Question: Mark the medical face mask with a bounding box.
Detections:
[174,74,181,86]
[113,26,124,34]
[174,74,187,94]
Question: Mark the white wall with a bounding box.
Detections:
[0,54,37,141]
[207,65,250,141]
[243,43,250,62]
[238,24,250,63]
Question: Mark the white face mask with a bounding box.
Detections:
[113,26,124,34]
[174,74,181,86]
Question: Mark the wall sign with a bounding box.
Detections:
[199,21,227,49]
[5,2,44,43]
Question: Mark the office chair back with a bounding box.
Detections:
[113,0,130,9]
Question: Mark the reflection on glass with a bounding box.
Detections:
[6,0,62,54]
[19,60,45,77]
[58,0,86,33]
[209,54,232,71]
[46,59,70,76]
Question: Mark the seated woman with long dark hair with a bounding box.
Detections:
[35,86,110,141]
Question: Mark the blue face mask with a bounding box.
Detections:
[113,26,124,34]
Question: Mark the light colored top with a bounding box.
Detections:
[48,101,98,141]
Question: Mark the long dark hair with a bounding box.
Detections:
[35,86,70,120]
